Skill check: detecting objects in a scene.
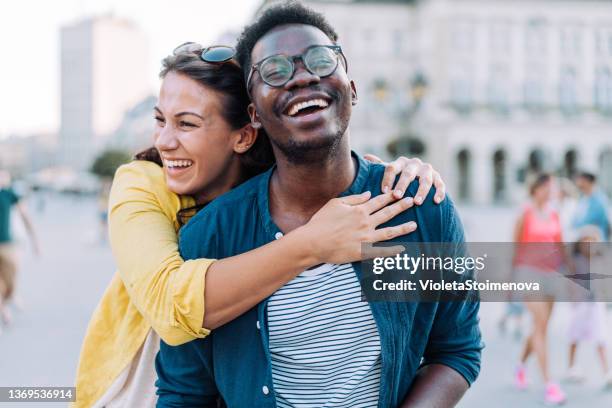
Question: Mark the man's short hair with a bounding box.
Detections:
[577,171,597,183]
[235,1,339,81]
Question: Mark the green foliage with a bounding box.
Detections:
[90,149,132,179]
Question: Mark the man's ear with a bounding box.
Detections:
[248,103,262,129]
[233,123,258,154]
[350,80,358,106]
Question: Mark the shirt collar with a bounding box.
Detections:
[256,151,371,239]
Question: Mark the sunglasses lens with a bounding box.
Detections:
[202,46,236,62]
[260,56,293,87]
[305,46,338,77]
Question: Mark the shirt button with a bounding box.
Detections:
[262,385,270,395]
[256,320,261,330]
[274,232,284,240]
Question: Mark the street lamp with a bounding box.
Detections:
[386,71,429,157]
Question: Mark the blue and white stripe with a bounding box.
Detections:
[267,263,381,407]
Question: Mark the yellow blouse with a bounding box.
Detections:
[74,160,214,408]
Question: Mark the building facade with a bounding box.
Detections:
[261,0,612,204]
[59,15,151,170]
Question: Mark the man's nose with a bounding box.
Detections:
[284,60,320,90]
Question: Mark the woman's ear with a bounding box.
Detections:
[248,103,262,129]
[233,123,258,154]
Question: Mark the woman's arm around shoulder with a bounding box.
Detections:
[108,160,213,346]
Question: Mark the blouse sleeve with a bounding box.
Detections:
[108,161,213,346]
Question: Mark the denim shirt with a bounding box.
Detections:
[156,153,482,408]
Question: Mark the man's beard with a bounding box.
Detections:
[270,124,348,165]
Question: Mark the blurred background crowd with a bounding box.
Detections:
[1,0,611,406]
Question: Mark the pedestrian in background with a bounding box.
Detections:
[0,170,39,331]
[573,172,610,241]
[564,225,612,388]
[513,174,567,405]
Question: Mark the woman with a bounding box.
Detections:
[513,174,567,405]
[75,45,447,408]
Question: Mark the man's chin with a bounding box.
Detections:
[273,132,345,164]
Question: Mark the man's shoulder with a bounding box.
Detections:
[364,162,462,242]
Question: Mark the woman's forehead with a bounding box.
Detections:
[158,72,220,115]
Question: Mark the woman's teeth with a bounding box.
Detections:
[166,160,193,168]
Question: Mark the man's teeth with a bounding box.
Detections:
[287,98,329,116]
[166,160,193,168]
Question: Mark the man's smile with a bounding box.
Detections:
[275,89,336,128]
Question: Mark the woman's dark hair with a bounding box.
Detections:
[135,51,275,225]
[529,173,552,196]
[134,146,163,166]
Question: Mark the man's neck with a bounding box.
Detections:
[269,140,356,233]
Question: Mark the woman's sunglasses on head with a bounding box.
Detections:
[173,42,236,63]
[246,44,348,91]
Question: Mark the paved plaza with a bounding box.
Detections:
[0,195,611,407]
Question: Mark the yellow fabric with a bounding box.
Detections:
[74,160,214,408]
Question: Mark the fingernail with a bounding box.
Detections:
[403,197,414,205]
[409,221,417,229]
[434,195,441,203]
[382,186,389,193]
[415,196,423,204]
[394,189,403,198]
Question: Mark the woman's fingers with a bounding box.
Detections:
[432,173,446,204]
[413,164,434,205]
[363,153,384,164]
[392,162,418,199]
[361,192,397,214]
[380,161,403,194]
[371,221,418,242]
[340,191,372,206]
[370,197,414,226]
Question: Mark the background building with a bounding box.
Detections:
[261,0,612,204]
[59,15,151,170]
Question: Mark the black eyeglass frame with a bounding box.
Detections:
[172,42,237,63]
[246,45,348,92]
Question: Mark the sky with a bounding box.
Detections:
[0,0,261,137]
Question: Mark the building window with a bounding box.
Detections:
[486,65,510,115]
[451,20,475,53]
[560,25,582,56]
[524,79,545,112]
[594,67,612,114]
[559,67,579,116]
[489,21,512,55]
[525,18,548,56]
[450,78,473,114]
[392,30,403,56]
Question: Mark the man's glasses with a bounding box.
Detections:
[173,42,236,63]
[246,45,347,91]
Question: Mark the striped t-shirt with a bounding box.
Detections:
[267,262,382,407]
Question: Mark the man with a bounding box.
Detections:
[0,170,39,329]
[573,171,610,241]
[155,3,481,407]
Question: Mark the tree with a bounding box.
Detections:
[90,149,132,179]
